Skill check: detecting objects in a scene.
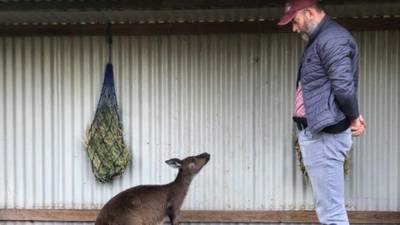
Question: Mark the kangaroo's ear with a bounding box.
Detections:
[165,158,182,168]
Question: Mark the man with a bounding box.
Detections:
[278,0,366,224]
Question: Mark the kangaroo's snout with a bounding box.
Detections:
[197,152,210,162]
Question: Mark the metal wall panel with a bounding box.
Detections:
[350,31,400,211]
[0,31,399,214]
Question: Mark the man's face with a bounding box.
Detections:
[291,9,317,41]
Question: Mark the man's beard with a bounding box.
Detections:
[300,32,310,42]
[299,18,317,42]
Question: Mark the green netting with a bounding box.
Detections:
[84,63,131,183]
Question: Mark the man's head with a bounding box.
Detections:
[278,0,325,41]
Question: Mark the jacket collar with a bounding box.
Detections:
[308,15,330,44]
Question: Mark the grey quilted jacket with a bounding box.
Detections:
[298,16,360,134]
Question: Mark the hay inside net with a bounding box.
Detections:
[85,63,131,183]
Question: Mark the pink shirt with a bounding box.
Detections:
[293,83,306,118]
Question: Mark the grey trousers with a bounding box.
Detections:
[299,128,352,225]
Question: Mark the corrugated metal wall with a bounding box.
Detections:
[0,31,399,218]
[350,31,400,211]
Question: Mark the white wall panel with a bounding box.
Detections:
[0,31,399,213]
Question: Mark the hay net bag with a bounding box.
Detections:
[85,63,131,183]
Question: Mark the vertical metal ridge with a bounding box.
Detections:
[0,37,6,209]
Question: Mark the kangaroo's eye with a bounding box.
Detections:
[191,158,196,162]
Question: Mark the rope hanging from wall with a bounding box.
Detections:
[84,24,131,183]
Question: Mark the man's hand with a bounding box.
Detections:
[350,115,366,137]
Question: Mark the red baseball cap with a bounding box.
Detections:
[277,0,318,26]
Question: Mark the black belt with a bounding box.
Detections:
[294,118,350,133]
[293,117,308,131]
[323,119,350,133]
[296,121,307,130]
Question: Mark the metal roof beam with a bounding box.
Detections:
[1,0,400,11]
[1,17,399,36]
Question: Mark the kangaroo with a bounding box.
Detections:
[95,152,210,225]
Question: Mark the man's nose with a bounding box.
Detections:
[292,24,298,33]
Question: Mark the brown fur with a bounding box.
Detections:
[95,152,210,225]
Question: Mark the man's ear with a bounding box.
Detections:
[165,158,182,168]
[304,7,315,20]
